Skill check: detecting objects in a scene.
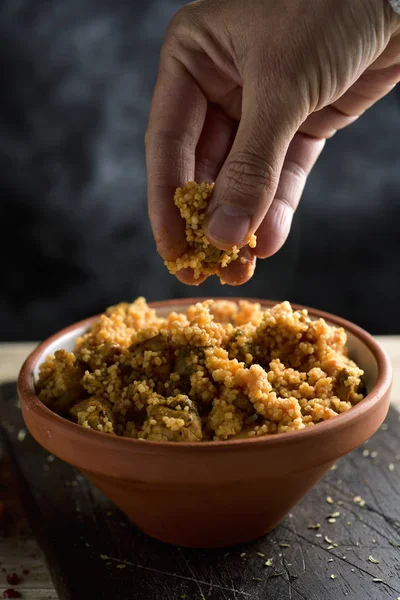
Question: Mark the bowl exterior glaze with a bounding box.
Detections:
[18,299,392,548]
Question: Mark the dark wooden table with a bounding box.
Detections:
[1,379,400,600]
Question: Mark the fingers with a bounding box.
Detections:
[204,85,300,251]
[195,104,237,183]
[254,133,325,259]
[145,52,207,260]
[218,246,256,286]
[174,247,256,287]
[332,62,400,115]
[175,268,209,286]
[176,246,256,286]
[173,246,256,287]
[300,106,358,139]
[300,63,400,139]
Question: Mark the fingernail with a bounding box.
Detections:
[206,205,251,247]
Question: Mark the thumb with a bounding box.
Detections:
[205,86,301,250]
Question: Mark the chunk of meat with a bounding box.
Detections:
[129,334,172,388]
[322,357,364,404]
[76,342,127,372]
[227,330,255,364]
[36,350,85,414]
[334,368,364,403]
[173,346,206,394]
[140,395,202,442]
[70,397,115,433]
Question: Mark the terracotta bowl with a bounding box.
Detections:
[18,299,392,548]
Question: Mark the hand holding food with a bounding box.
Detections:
[146,0,400,285]
[165,181,257,284]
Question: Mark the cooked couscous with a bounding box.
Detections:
[35,298,366,442]
[164,181,257,281]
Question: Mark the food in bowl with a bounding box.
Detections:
[35,298,366,442]
[164,181,257,281]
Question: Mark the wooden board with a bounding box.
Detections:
[1,381,400,600]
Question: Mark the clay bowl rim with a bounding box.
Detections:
[18,297,392,454]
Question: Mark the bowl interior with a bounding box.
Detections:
[33,302,378,394]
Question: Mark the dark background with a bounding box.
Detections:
[0,0,399,341]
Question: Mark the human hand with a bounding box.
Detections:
[146,0,400,285]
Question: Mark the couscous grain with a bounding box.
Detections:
[35,298,366,442]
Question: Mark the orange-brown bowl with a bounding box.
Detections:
[17,299,392,548]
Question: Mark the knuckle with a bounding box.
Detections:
[273,196,295,214]
[163,10,186,50]
[282,159,307,184]
[224,151,279,201]
[273,160,307,212]
[167,6,187,33]
[166,5,198,43]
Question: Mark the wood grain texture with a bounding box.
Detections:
[1,381,400,600]
[0,423,58,599]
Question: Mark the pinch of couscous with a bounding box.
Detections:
[164,181,257,282]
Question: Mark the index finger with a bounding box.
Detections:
[145,52,207,260]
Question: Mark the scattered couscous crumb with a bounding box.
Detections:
[16,429,26,442]
[388,463,395,472]
[164,182,257,282]
[265,558,273,567]
[326,497,334,505]
[35,298,366,442]
[308,523,321,530]
[368,556,380,564]
[330,574,337,580]
[353,496,366,507]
